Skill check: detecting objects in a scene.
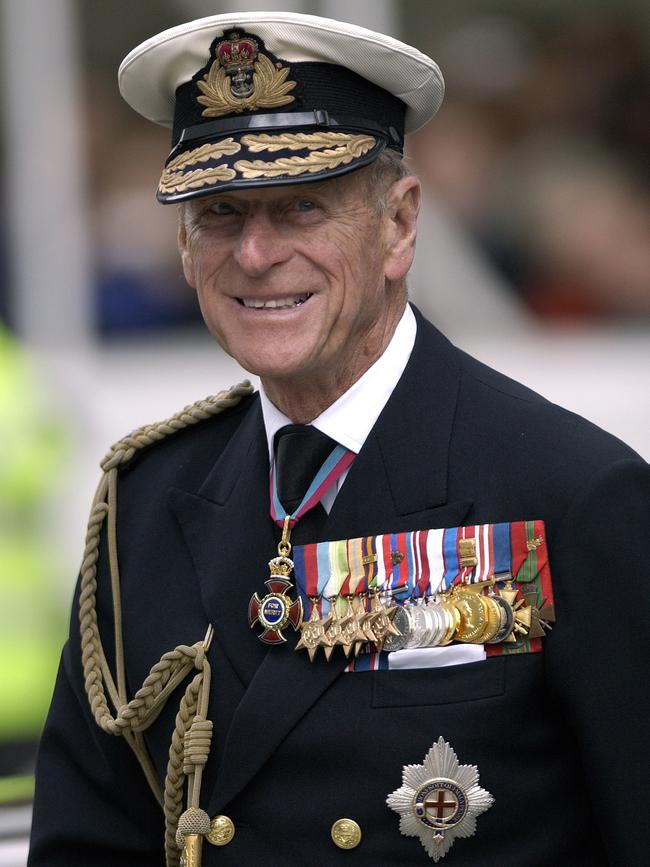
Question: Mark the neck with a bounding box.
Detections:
[261,301,406,423]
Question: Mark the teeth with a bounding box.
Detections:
[241,293,312,309]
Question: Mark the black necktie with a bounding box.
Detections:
[273,424,337,543]
[274,424,337,513]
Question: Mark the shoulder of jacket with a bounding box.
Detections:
[99,380,255,474]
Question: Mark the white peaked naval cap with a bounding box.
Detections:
[118,11,445,203]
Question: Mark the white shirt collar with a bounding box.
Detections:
[260,303,417,461]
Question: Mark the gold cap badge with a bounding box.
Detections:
[196,30,296,117]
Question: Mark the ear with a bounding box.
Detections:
[382,176,421,283]
[177,210,197,289]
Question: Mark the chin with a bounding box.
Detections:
[242,359,310,382]
[228,340,318,381]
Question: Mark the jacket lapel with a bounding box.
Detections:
[325,310,472,536]
[207,309,473,814]
[168,398,275,687]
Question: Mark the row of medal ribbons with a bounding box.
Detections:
[291,520,553,657]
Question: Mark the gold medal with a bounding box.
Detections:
[437,596,460,645]
[295,598,329,662]
[337,595,363,658]
[368,596,401,651]
[476,595,503,643]
[322,596,343,661]
[450,587,489,643]
[351,594,373,655]
[485,592,515,643]
[358,591,381,645]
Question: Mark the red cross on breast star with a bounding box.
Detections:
[425,790,459,821]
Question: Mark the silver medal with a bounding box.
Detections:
[424,601,445,647]
[382,604,410,652]
[417,604,436,647]
[404,602,428,649]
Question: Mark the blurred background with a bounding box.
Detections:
[0,0,648,862]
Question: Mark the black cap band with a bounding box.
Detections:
[172,57,406,150]
[169,110,403,163]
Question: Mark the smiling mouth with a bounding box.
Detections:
[238,293,313,309]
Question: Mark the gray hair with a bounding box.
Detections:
[363,148,414,214]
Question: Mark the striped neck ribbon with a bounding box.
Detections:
[269,443,355,528]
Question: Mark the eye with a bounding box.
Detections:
[294,199,318,212]
[209,201,237,216]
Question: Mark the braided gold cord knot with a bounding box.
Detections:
[165,676,201,866]
[193,646,205,671]
[183,717,213,775]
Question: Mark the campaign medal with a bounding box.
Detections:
[336,595,362,657]
[387,737,494,862]
[402,601,429,650]
[343,593,374,656]
[290,521,555,660]
[295,597,330,662]
[437,596,460,645]
[477,594,503,643]
[485,591,516,644]
[423,600,447,647]
[365,591,401,651]
[382,603,410,652]
[248,518,303,644]
[322,597,344,661]
[497,580,533,643]
[520,584,556,639]
[449,585,489,644]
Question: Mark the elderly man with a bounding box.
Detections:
[29,11,649,867]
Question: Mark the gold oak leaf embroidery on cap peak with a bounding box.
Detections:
[235,135,376,179]
[158,165,237,195]
[241,131,371,153]
[158,138,240,195]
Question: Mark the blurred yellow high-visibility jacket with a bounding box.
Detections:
[0,325,66,744]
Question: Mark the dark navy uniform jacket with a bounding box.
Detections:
[29,307,650,866]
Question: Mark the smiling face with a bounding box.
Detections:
[178,166,420,417]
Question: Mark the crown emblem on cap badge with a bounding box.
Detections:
[216,34,258,98]
[197,30,297,118]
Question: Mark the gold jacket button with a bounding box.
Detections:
[331,818,362,850]
[206,815,235,846]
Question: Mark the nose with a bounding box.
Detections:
[234,211,292,276]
